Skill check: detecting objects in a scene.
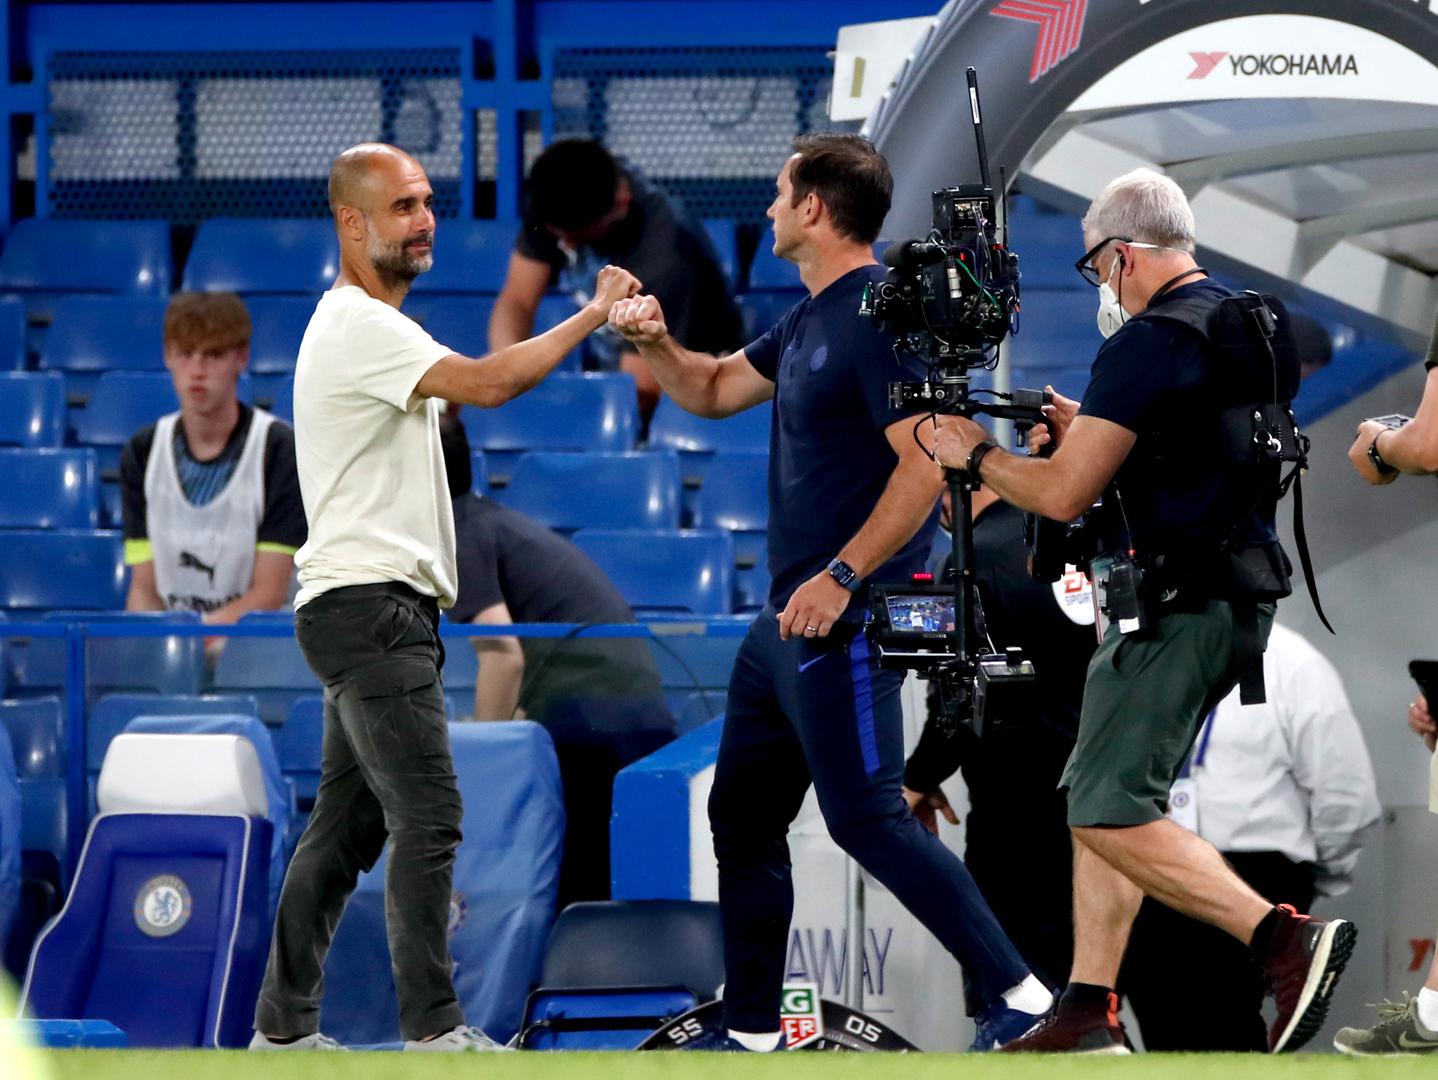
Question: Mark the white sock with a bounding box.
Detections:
[728,1029,783,1052]
[1001,975,1054,1015]
[1416,987,1438,1031]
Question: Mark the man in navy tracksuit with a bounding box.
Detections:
[609,134,1052,1051]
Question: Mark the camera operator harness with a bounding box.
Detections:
[1080,283,1332,705]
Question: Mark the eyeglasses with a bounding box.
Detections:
[1074,237,1169,286]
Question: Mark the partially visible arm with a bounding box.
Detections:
[776,416,946,640]
[609,294,773,418]
[470,602,526,721]
[419,265,640,408]
[125,559,165,612]
[1363,366,1438,477]
[488,251,552,351]
[1285,655,1382,897]
[200,550,294,625]
[934,413,1136,523]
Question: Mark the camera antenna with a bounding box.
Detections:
[966,67,992,193]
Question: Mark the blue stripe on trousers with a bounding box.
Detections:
[848,631,880,776]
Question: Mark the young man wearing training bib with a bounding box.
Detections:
[121,291,305,625]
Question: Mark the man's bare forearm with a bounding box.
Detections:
[836,453,946,578]
[635,337,726,417]
[975,450,1090,522]
[447,306,606,408]
[1379,368,1438,475]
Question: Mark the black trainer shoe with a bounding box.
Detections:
[1262,904,1357,1053]
[1334,994,1438,1056]
[999,992,1128,1054]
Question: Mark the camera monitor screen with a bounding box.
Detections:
[884,592,957,636]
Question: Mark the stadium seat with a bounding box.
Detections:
[20,732,272,1047]
[461,373,639,482]
[245,295,317,375]
[321,721,564,1045]
[267,376,294,423]
[0,372,65,448]
[0,295,26,370]
[0,219,172,311]
[38,297,167,403]
[415,294,495,354]
[407,220,517,294]
[0,697,65,883]
[688,450,767,564]
[0,531,125,612]
[0,723,20,967]
[211,629,318,724]
[124,715,291,915]
[0,449,99,530]
[541,900,724,997]
[746,242,803,290]
[702,219,739,290]
[274,695,323,807]
[736,290,804,341]
[571,530,733,616]
[648,397,772,456]
[183,219,338,295]
[470,450,489,493]
[503,451,681,532]
[10,611,205,703]
[734,557,771,613]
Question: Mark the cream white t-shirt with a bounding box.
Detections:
[292,285,457,609]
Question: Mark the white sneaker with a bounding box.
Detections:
[248,1031,346,1051]
[404,1025,510,1052]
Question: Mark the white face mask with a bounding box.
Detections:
[1096,256,1126,339]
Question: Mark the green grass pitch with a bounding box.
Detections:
[23,1051,1438,1080]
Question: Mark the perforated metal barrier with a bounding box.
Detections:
[552,46,834,224]
[48,49,463,222]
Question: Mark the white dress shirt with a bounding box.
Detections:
[1187,623,1381,897]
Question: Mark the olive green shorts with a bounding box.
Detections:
[1062,599,1274,828]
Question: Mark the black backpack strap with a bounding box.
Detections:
[1233,598,1266,706]
[1286,463,1335,636]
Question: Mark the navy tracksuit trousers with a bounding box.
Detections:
[708,608,1031,1032]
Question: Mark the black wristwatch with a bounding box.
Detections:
[826,558,861,593]
[967,439,1000,477]
[1368,434,1398,477]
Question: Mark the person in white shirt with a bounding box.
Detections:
[249,142,639,1054]
[1122,622,1380,1051]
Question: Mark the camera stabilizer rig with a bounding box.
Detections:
[859,68,1051,736]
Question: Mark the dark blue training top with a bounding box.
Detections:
[1077,278,1259,557]
[745,264,938,612]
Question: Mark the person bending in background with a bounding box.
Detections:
[610,133,1053,1054]
[1122,622,1379,1051]
[903,484,1096,1032]
[121,291,305,635]
[490,138,743,424]
[439,413,674,910]
[250,141,639,1053]
[1336,305,1438,1054]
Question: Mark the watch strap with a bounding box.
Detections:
[826,557,861,593]
[1369,435,1398,477]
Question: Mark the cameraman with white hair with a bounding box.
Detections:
[934,168,1356,1054]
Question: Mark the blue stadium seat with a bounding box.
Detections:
[21,733,272,1047]
[702,219,739,290]
[245,295,316,374]
[571,530,733,616]
[648,398,771,456]
[503,451,681,532]
[462,373,639,482]
[124,715,291,916]
[407,220,517,294]
[416,295,495,355]
[1,697,63,780]
[9,612,205,709]
[0,219,171,306]
[274,695,323,807]
[321,721,564,1045]
[88,692,258,774]
[746,242,802,290]
[735,558,771,614]
[267,376,294,424]
[0,723,19,963]
[470,450,489,493]
[183,219,337,295]
[0,697,65,892]
[0,449,99,530]
[211,631,318,724]
[38,297,168,403]
[0,295,26,370]
[736,291,804,342]
[688,449,766,543]
[0,531,125,612]
[0,373,65,448]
